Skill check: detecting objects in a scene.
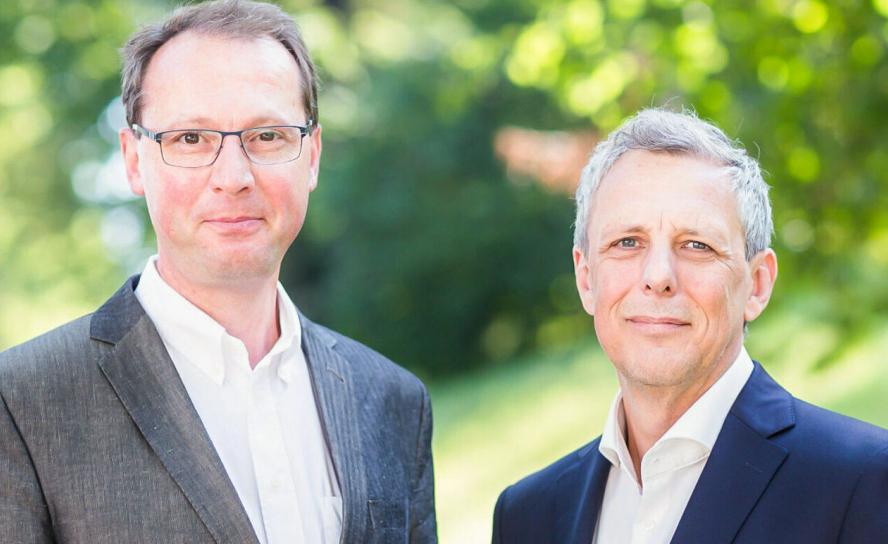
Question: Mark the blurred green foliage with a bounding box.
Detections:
[2,0,888,379]
[0,0,146,344]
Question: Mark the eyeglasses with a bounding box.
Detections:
[131,121,314,168]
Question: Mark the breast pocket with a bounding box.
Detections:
[368,498,407,544]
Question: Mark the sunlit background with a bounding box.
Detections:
[2,0,888,541]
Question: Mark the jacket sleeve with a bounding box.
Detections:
[838,443,888,543]
[0,391,54,543]
[491,486,509,544]
[409,386,437,543]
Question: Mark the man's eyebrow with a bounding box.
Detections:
[597,224,732,242]
[160,114,297,129]
[600,224,647,238]
[159,116,215,128]
[674,225,732,245]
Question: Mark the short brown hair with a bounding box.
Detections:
[121,0,318,128]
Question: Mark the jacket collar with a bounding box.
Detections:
[670,361,795,543]
[554,440,611,544]
[92,276,260,544]
[556,362,795,544]
[298,312,370,543]
[91,276,370,544]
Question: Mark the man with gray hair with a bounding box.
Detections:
[492,108,888,543]
[0,1,436,543]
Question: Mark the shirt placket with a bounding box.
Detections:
[247,366,305,544]
[630,451,670,544]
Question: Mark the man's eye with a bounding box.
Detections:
[257,131,279,142]
[617,238,637,248]
[177,132,202,144]
[686,241,711,251]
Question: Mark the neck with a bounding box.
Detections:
[618,349,739,483]
[155,258,281,368]
[620,387,691,482]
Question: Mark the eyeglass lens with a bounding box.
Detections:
[158,127,305,167]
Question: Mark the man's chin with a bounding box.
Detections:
[612,353,698,389]
[197,251,281,284]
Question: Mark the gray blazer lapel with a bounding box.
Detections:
[92,278,259,544]
[300,316,369,544]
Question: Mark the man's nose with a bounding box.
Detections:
[211,135,255,194]
[642,244,676,295]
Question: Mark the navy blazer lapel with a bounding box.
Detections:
[671,363,794,544]
[300,315,369,544]
[93,277,259,544]
[554,440,611,544]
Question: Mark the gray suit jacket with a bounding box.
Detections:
[0,276,436,544]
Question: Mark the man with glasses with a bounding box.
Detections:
[0,1,436,543]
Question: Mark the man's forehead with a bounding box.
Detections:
[603,149,730,182]
[596,215,735,239]
[588,150,742,236]
[595,150,734,200]
[139,30,305,125]
[144,30,300,81]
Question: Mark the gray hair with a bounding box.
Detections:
[573,108,773,261]
[121,0,318,128]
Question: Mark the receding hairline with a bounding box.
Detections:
[134,30,309,125]
[602,147,734,174]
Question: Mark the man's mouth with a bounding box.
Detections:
[204,216,263,233]
[625,315,691,333]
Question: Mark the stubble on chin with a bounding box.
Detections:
[609,344,703,391]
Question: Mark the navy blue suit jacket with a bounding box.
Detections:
[492,362,888,543]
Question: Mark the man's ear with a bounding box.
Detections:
[744,248,778,322]
[574,246,596,317]
[119,127,145,196]
[306,123,322,192]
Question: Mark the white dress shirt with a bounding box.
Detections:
[135,256,342,544]
[592,348,754,544]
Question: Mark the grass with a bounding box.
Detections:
[430,312,888,543]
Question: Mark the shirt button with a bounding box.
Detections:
[642,520,656,531]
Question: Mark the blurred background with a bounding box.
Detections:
[2,0,888,541]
